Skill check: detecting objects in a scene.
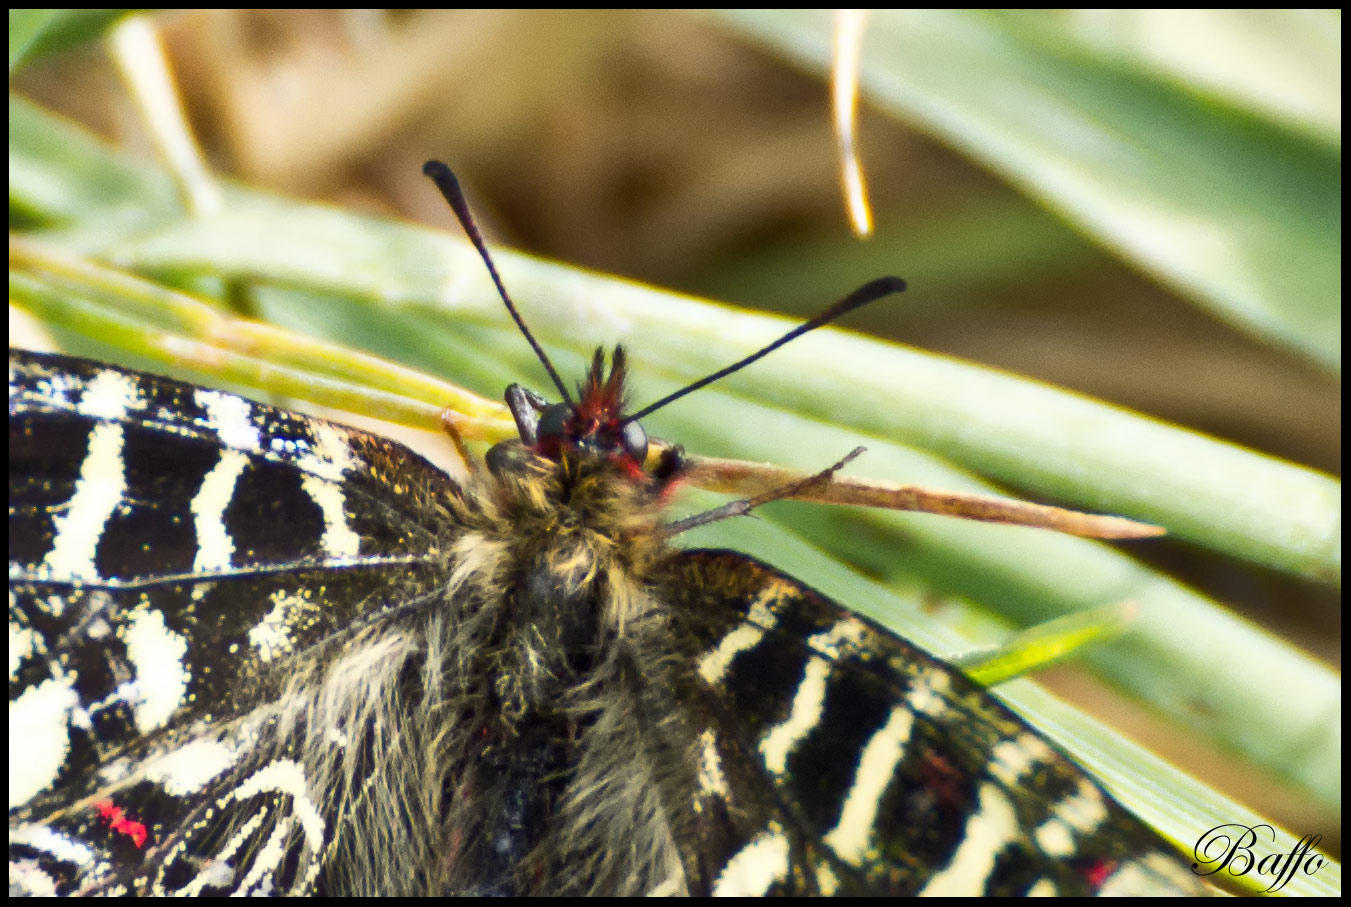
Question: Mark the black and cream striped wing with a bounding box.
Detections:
[9,349,463,895]
[662,550,1206,896]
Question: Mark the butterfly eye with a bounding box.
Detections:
[620,420,648,465]
[536,403,573,447]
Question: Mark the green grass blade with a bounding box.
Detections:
[711,9,1341,372]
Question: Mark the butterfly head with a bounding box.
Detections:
[422,158,903,489]
[486,346,677,531]
[531,346,648,477]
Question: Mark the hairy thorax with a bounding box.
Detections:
[463,438,671,637]
[417,440,691,894]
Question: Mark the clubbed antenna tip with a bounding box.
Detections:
[423,160,573,407]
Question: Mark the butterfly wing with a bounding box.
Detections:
[659,549,1207,895]
[9,349,464,895]
[11,350,1209,896]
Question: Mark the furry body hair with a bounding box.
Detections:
[252,439,703,895]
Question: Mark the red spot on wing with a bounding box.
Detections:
[1083,857,1118,889]
[917,750,963,808]
[95,799,149,848]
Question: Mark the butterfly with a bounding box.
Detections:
[6,162,1208,895]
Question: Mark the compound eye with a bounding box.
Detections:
[620,420,648,464]
[536,403,572,445]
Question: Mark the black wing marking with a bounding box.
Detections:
[660,549,1207,895]
[9,349,466,895]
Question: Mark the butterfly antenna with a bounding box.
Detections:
[624,276,906,424]
[423,160,574,408]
